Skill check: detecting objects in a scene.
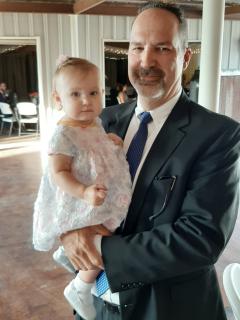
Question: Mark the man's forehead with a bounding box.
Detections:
[129,29,180,47]
[131,8,180,33]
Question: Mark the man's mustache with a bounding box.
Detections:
[138,68,165,78]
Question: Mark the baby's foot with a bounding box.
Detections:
[53,246,75,273]
[64,279,96,320]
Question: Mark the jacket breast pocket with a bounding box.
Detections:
[148,175,176,221]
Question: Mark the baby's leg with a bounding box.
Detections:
[78,269,100,283]
[64,269,100,320]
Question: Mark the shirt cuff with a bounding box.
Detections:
[94,234,102,254]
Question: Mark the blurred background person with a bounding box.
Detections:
[0,81,16,110]
[189,69,200,103]
[0,82,9,103]
[116,83,128,104]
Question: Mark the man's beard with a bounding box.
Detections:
[133,67,166,99]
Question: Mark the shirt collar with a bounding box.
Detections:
[135,89,182,125]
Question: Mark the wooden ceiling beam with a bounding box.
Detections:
[0,2,73,14]
[83,3,202,18]
[225,5,240,15]
[183,9,202,19]
[74,0,106,14]
[82,3,138,16]
[0,1,238,20]
[171,0,203,5]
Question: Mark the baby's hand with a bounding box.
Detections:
[108,133,123,147]
[83,184,107,206]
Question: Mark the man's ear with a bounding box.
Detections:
[183,48,192,71]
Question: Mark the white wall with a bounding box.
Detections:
[0,12,239,116]
[222,20,240,71]
[0,14,135,116]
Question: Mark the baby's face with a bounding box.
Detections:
[56,66,102,125]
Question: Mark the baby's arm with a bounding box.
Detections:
[49,154,107,206]
[78,269,100,283]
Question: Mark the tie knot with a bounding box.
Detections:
[138,112,152,125]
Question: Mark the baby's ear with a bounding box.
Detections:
[52,91,62,110]
[52,90,58,100]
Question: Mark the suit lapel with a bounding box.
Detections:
[122,93,192,234]
[113,100,137,139]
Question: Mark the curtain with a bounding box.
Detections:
[0,48,38,104]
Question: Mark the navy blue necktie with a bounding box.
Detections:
[126,112,153,180]
[96,112,152,296]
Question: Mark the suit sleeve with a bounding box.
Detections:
[101,122,240,293]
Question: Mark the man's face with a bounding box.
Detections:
[0,83,7,91]
[128,8,191,108]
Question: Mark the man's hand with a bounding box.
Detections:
[107,133,123,146]
[60,224,111,271]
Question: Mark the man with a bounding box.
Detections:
[61,2,240,320]
[0,82,15,109]
[0,82,8,103]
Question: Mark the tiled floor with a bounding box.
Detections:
[0,135,73,320]
[0,135,239,320]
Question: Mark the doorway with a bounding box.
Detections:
[0,37,43,137]
[104,40,136,107]
[182,41,201,103]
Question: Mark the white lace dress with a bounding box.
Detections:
[33,118,132,251]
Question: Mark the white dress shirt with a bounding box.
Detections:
[93,90,182,304]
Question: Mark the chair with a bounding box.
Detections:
[16,102,39,136]
[223,263,240,320]
[0,102,19,136]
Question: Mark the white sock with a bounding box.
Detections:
[64,278,96,319]
[73,276,94,297]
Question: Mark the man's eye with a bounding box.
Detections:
[132,47,143,52]
[157,46,171,52]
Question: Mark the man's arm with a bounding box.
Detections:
[102,123,240,292]
[61,116,240,292]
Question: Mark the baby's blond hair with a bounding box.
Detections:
[53,56,99,92]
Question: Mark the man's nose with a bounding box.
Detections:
[140,47,156,68]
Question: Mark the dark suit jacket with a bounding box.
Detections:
[100,92,240,320]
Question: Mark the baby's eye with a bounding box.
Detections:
[90,91,98,96]
[71,91,81,97]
